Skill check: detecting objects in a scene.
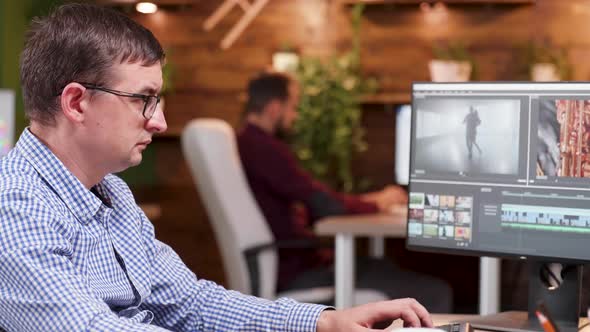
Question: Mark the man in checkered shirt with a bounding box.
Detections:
[0,3,434,331]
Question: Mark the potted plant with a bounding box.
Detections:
[272,43,299,73]
[519,39,572,81]
[290,4,376,192]
[429,41,475,82]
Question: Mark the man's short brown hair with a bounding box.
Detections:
[20,3,165,125]
[245,71,296,114]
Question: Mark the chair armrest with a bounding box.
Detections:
[243,239,331,297]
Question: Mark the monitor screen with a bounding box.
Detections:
[407,82,590,264]
[0,89,14,157]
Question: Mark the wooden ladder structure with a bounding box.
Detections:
[203,0,269,49]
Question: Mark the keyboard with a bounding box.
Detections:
[436,322,473,332]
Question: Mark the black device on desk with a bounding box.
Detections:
[407,82,590,332]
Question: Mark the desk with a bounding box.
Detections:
[314,212,500,314]
[388,313,478,329]
[392,312,587,331]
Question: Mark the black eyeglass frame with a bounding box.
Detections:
[66,82,161,120]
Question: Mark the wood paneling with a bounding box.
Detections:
[123,0,590,312]
[161,91,243,136]
[340,0,535,4]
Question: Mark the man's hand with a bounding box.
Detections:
[316,298,433,332]
[361,185,408,213]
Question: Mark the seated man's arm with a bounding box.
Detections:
[356,185,408,213]
[0,189,171,332]
[245,145,359,220]
[264,162,378,219]
[137,210,328,332]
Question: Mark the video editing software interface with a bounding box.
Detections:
[407,83,590,262]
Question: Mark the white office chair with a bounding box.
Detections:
[181,118,388,304]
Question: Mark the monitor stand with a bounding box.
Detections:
[460,262,582,332]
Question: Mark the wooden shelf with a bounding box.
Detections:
[97,0,195,5]
[340,0,535,4]
[237,91,411,104]
[360,92,411,104]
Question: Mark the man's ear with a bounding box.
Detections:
[59,82,88,123]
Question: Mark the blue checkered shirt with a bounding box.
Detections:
[0,129,327,331]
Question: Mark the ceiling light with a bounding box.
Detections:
[136,2,158,14]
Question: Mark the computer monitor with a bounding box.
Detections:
[0,89,15,157]
[407,82,590,332]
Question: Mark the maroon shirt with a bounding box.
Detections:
[237,123,378,290]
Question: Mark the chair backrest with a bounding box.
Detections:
[181,118,278,299]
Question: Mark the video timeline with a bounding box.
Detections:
[501,204,590,233]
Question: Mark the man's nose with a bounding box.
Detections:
[147,107,168,133]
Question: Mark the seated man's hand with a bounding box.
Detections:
[361,185,408,213]
[316,298,433,332]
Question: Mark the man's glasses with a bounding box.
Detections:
[76,82,161,120]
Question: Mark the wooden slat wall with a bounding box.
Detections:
[133,0,590,134]
[127,0,590,312]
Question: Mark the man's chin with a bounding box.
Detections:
[113,156,142,174]
[122,154,143,171]
[130,154,143,166]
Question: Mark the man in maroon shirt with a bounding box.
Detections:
[237,72,452,312]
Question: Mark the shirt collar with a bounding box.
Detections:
[15,128,103,224]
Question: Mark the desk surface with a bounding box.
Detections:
[392,312,588,330]
[314,212,407,237]
[388,314,478,329]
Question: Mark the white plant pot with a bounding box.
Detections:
[272,52,299,73]
[531,63,560,81]
[428,59,472,82]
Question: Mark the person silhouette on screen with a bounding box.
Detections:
[463,106,482,159]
